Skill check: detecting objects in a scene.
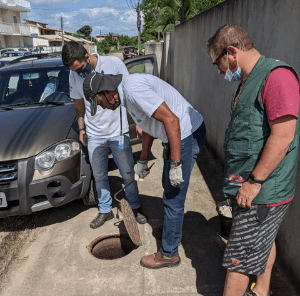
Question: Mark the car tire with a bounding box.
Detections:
[82,177,98,206]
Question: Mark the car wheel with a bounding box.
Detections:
[82,177,98,206]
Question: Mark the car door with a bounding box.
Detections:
[124,54,159,143]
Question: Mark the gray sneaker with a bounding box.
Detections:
[244,290,273,296]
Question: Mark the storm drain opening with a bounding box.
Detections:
[88,234,138,260]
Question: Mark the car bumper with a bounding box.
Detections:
[0,149,91,218]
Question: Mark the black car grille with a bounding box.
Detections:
[0,161,18,184]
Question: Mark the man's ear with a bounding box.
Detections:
[227,46,237,57]
[85,53,90,62]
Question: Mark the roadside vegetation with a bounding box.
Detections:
[72,0,223,55]
[141,0,224,42]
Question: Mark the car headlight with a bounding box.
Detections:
[35,140,81,171]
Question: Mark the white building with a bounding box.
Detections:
[0,0,36,48]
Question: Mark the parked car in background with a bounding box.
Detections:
[123,46,138,60]
[0,51,33,68]
[0,48,29,56]
[0,54,158,218]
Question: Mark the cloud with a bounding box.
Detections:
[25,0,140,36]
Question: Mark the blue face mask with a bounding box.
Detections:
[224,53,242,82]
[77,62,92,78]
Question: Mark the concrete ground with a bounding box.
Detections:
[0,140,297,296]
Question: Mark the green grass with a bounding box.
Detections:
[129,64,145,74]
[110,49,122,53]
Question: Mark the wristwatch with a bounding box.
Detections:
[248,173,265,185]
[170,160,182,167]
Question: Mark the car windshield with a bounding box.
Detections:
[2,52,22,57]
[0,68,71,107]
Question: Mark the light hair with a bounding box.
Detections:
[207,24,255,55]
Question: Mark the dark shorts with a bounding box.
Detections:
[222,198,289,275]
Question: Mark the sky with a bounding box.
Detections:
[21,0,141,37]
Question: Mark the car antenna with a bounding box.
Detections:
[31,58,34,67]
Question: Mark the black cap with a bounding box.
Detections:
[83,71,122,116]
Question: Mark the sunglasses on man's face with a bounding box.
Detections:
[212,48,227,69]
[212,43,239,69]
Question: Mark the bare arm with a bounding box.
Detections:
[151,102,181,162]
[237,115,297,208]
[74,98,86,144]
[140,131,154,161]
[136,125,143,139]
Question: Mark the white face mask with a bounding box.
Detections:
[224,52,243,82]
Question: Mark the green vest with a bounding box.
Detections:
[223,55,299,204]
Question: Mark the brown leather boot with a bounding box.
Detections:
[140,251,180,269]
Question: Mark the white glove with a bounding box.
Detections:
[169,163,184,187]
[135,160,150,181]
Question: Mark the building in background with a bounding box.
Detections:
[96,33,119,42]
[0,0,32,48]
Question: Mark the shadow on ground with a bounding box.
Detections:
[196,143,225,205]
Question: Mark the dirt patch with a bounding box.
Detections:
[0,212,47,293]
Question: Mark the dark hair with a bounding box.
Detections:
[207,24,255,55]
[61,41,88,67]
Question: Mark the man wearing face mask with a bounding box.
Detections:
[61,41,147,229]
[82,71,206,269]
[207,25,299,296]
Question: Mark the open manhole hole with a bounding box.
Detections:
[88,234,138,260]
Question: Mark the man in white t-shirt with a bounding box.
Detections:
[83,72,206,269]
[61,41,146,229]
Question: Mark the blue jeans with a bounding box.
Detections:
[87,133,140,213]
[161,122,206,257]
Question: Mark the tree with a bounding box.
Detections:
[141,0,223,41]
[77,25,92,37]
[105,34,117,47]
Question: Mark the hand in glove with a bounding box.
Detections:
[135,160,150,181]
[169,162,184,187]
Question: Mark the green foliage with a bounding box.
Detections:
[77,25,92,37]
[119,35,138,47]
[97,39,110,54]
[105,34,117,47]
[141,0,223,41]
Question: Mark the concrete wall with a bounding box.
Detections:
[145,40,164,75]
[160,0,300,292]
[0,35,5,47]
[1,8,20,23]
[4,35,23,47]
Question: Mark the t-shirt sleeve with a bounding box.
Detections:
[117,59,130,77]
[261,67,299,121]
[123,81,164,118]
[69,72,82,99]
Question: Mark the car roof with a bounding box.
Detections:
[0,56,65,71]
[2,51,23,54]
[0,56,22,61]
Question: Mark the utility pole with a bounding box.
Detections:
[136,0,141,55]
[61,15,64,47]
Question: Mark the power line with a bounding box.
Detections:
[125,0,136,16]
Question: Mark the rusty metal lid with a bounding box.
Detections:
[120,198,142,246]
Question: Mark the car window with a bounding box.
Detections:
[7,74,19,95]
[125,54,159,77]
[0,68,71,106]
[128,61,154,75]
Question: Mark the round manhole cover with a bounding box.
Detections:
[88,234,138,260]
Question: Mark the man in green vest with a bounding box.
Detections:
[207,24,299,296]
